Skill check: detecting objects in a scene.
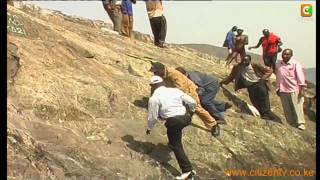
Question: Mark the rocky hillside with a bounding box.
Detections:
[7,3,316,180]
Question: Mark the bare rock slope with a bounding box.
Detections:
[7,3,316,180]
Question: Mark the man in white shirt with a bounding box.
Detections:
[146,75,196,180]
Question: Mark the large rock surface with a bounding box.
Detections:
[7,3,316,180]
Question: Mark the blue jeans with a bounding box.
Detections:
[200,82,226,120]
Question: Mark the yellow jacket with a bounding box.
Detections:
[164,67,200,102]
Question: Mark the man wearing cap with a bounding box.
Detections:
[149,62,220,136]
[249,29,283,72]
[147,75,197,180]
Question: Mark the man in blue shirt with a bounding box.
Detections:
[120,0,136,37]
[223,26,238,61]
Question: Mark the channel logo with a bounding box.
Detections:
[301,4,313,17]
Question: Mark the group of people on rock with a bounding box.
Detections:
[103,4,308,178]
[223,26,283,72]
[222,25,306,131]
[102,0,167,48]
[146,62,231,179]
[144,31,307,179]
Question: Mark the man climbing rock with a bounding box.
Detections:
[149,62,220,137]
[146,75,197,180]
[175,67,233,124]
[221,55,276,120]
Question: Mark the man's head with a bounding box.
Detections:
[175,67,187,76]
[237,29,243,35]
[262,29,270,37]
[149,62,165,77]
[282,49,293,63]
[241,55,251,66]
[149,75,164,92]
[232,26,238,32]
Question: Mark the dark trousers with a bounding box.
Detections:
[165,114,192,173]
[247,82,271,117]
[149,16,167,46]
[263,54,277,72]
[200,83,226,120]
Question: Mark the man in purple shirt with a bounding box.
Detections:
[276,49,307,130]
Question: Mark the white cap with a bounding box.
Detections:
[150,75,163,85]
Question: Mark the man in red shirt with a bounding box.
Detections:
[249,29,283,72]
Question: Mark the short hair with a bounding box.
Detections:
[262,29,269,34]
[244,55,251,61]
[149,62,165,72]
[237,29,244,33]
[232,26,238,31]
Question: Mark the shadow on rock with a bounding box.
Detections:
[133,97,149,109]
[121,135,180,176]
[267,111,283,124]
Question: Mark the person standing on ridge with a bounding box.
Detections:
[102,0,122,33]
[225,29,248,67]
[120,0,136,38]
[276,49,307,130]
[144,0,167,48]
[146,75,197,180]
[249,29,283,72]
[223,26,238,62]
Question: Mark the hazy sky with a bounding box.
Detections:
[29,1,316,68]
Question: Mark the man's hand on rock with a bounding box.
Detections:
[146,129,151,135]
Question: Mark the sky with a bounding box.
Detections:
[29,1,316,68]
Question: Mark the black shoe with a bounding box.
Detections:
[211,124,220,137]
[261,114,275,121]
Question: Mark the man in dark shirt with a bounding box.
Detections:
[223,26,238,61]
[221,55,276,120]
